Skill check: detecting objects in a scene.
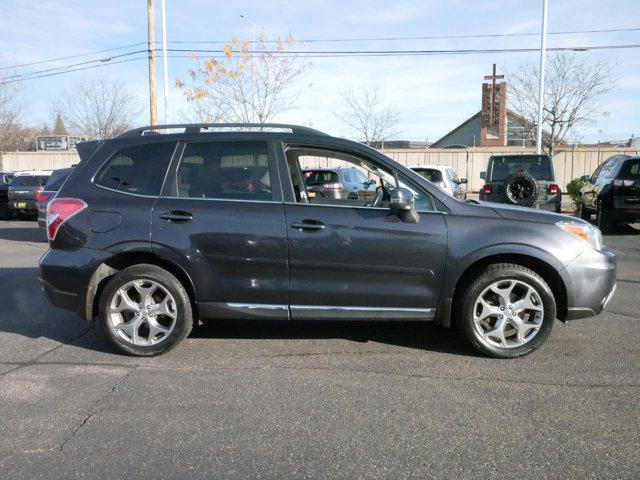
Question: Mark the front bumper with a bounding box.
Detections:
[562,247,617,320]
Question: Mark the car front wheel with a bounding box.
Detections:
[457,263,556,358]
[99,264,193,356]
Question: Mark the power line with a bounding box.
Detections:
[169,43,640,56]
[0,42,147,71]
[165,26,640,44]
[3,42,640,84]
[2,50,148,81]
[3,26,639,74]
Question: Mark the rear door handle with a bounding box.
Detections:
[159,211,193,222]
[290,220,325,231]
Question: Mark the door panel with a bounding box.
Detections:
[151,198,289,309]
[285,203,447,316]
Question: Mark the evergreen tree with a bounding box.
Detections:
[52,112,67,135]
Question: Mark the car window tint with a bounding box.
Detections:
[489,156,553,181]
[619,159,640,179]
[447,169,460,183]
[45,169,72,191]
[13,175,49,187]
[414,169,443,183]
[176,141,272,201]
[95,142,176,196]
[305,171,338,185]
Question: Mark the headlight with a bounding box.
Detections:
[556,221,603,251]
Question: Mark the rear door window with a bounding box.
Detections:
[95,142,177,196]
[415,169,443,183]
[175,141,272,201]
[305,170,338,185]
[12,175,49,187]
[489,156,553,181]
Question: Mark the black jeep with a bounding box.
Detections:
[479,154,561,213]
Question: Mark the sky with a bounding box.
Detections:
[1,0,639,143]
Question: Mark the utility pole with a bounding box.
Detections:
[161,0,169,124]
[147,0,158,126]
[535,0,549,154]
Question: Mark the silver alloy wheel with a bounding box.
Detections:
[473,279,544,349]
[108,279,177,346]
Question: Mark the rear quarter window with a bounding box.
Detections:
[95,142,177,196]
[619,159,640,179]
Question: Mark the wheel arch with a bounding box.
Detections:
[445,252,568,327]
[86,251,198,322]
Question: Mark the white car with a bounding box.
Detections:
[409,165,467,200]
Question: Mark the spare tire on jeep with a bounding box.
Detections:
[503,172,540,207]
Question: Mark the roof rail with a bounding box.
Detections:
[118,123,328,138]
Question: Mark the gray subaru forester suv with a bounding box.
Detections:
[39,123,616,358]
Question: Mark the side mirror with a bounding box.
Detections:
[480,171,486,180]
[580,175,590,182]
[460,178,468,184]
[390,188,419,223]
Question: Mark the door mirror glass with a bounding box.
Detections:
[460,178,468,184]
[480,171,486,180]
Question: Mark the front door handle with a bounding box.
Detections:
[290,220,325,231]
[159,211,193,222]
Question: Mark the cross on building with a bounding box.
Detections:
[483,63,504,126]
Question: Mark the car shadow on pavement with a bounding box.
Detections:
[0,225,47,243]
[607,224,640,236]
[192,318,475,356]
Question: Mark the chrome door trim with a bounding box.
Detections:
[290,305,435,321]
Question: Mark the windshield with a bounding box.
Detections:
[489,156,553,181]
[12,175,49,187]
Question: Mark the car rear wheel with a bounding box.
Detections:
[596,201,614,234]
[457,263,556,358]
[0,201,10,220]
[579,199,591,220]
[99,264,193,356]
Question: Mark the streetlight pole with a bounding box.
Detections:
[161,0,170,124]
[535,0,548,155]
[147,0,158,126]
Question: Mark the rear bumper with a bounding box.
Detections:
[562,247,617,320]
[39,247,110,320]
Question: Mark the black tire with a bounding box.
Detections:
[596,201,614,234]
[0,201,10,220]
[456,263,556,359]
[16,210,37,220]
[503,172,540,208]
[99,264,193,356]
[579,199,591,220]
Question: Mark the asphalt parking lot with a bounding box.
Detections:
[0,219,638,479]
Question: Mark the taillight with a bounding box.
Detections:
[322,183,342,189]
[35,187,44,201]
[483,185,493,195]
[613,179,635,187]
[46,198,87,240]
[38,192,53,203]
[548,184,559,195]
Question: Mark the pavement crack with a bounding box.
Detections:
[0,325,95,381]
[56,367,136,452]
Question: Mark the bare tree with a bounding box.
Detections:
[177,34,308,124]
[508,52,615,156]
[0,77,23,153]
[56,74,141,140]
[336,85,400,146]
